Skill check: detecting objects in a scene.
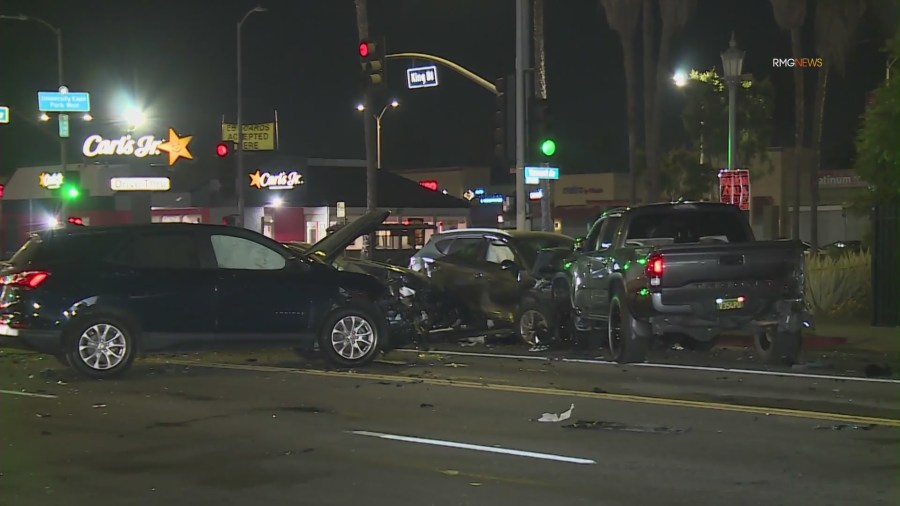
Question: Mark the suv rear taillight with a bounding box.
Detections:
[645,252,663,287]
[1,271,50,289]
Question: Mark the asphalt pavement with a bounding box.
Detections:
[0,341,897,506]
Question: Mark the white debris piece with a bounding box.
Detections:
[537,403,575,423]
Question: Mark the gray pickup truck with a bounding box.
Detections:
[565,202,810,364]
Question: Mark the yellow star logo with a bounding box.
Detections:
[156,128,194,166]
[249,170,263,188]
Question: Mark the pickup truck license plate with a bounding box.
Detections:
[717,298,744,310]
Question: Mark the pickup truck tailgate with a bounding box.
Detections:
[652,241,804,295]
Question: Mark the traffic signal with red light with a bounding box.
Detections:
[358,38,386,88]
[216,142,230,158]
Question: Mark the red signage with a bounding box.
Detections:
[418,180,439,191]
[719,169,750,211]
[0,183,4,199]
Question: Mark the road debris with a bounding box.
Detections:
[91,403,107,409]
[459,336,485,347]
[537,403,574,423]
[445,362,468,368]
[592,387,608,394]
[814,423,875,431]
[420,403,435,408]
[563,420,689,434]
[440,470,460,476]
[864,364,893,378]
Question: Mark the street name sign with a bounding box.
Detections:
[58,114,70,138]
[38,91,91,112]
[407,65,439,89]
[524,166,560,180]
[0,106,8,124]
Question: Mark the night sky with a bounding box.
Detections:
[0,0,889,183]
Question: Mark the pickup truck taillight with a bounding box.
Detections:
[645,252,663,287]
[0,271,50,289]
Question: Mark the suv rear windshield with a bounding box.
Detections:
[626,207,753,244]
[7,232,124,269]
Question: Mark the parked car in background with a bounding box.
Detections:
[561,202,809,364]
[0,212,410,378]
[418,229,575,346]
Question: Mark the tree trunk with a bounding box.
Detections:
[641,0,658,202]
[623,39,640,204]
[810,64,829,252]
[649,18,677,203]
[790,27,805,240]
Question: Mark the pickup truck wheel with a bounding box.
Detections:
[754,328,801,365]
[608,292,650,363]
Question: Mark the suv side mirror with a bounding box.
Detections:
[574,237,586,252]
[500,259,519,273]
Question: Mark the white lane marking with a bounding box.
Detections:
[396,349,900,384]
[351,430,596,465]
[0,389,58,399]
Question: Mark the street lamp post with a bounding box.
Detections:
[236,5,267,229]
[720,33,745,172]
[1,14,67,216]
[357,100,399,169]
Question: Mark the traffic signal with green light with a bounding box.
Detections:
[57,171,87,201]
[358,38,386,88]
[531,98,556,161]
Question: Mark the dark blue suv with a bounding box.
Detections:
[0,211,406,378]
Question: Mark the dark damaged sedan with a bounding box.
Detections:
[0,210,414,378]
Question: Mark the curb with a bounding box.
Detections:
[718,335,848,348]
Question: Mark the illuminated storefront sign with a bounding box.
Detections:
[249,170,303,190]
[479,194,504,204]
[418,180,439,191]
[39,171,64,189]
[110,177,171,192]
[82,128,194,166]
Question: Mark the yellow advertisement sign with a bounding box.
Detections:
[221,122,275,151]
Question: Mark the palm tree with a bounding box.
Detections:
[640,0,696,203]
[642,0,657,201]
[650,0,696,199]
[599,0,642,203]
[809,0,867,250]
[770,0,807,239]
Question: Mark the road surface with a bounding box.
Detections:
[1,344,897,506]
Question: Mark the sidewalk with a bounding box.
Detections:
[805,322,899,354]
[718,322,898,354]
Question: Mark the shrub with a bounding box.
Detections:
[804,252,871,321]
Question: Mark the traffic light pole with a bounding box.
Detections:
[533,0,552,232]
[514,0,529,231]
[355,0,377,260]
[384,53,499,95]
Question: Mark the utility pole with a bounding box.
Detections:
[533,0,552,232]
[515,0,529,231]
[355,0,377,260]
